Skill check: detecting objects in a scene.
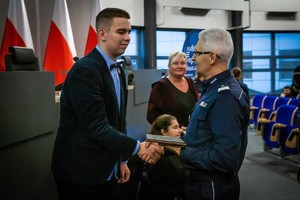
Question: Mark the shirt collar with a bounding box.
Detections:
[202,69,231,89]
[96,45,116,70]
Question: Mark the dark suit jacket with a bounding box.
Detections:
[52,48,137,185]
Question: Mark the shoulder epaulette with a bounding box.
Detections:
[218,85,230,93]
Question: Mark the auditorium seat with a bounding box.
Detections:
[280,128,299,156]
[279,105,299,156]
[262,105,298,152]
[249,94,267,127]
[257,97,290,135]
[288,98,299,107]
[256,96,278,135]
[268,97,290,121]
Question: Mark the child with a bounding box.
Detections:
[138,114,184,200]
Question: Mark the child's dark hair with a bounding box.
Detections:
[150,114,177,135]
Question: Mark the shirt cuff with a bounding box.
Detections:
[132,140,140,155]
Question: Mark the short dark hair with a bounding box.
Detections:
[96,8,130,31]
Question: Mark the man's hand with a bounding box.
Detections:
[138,142,164,164]
[118,163,130,184]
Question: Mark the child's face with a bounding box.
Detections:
[162,119,182,137]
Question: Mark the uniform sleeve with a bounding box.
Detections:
[181,92,242,172]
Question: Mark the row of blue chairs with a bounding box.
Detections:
[250,94,300,156]
[259,104,299,156]
[249,95,299,129]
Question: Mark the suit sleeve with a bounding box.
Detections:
[69,65,137,159]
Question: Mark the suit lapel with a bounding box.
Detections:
[90,49,118,105]
[89,48,127,131]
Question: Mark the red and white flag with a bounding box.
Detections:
[44,0,77,86]
[84,0,102,55]
[0,0,34,71]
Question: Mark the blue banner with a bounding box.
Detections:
[182,29,201,78]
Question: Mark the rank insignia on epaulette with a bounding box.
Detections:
[200,101,207,108]
[218,85,230,92]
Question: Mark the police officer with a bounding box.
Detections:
[167,28,249,200]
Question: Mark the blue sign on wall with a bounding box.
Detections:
[182,29,201,78]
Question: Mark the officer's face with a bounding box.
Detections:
[192,40,212,78]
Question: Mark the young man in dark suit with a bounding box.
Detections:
[51,8,163,200]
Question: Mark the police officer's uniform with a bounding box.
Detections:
[180,69,250,200]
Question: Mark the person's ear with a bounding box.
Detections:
[209,52,218,64]
[161,129,167,136]
[98,29,106,41]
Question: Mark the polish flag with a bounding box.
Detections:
[84,0,102,55]
[44,0,77,86]
[0,0,34,71]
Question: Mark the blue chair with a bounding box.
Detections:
[257,97,291,135]
[268,97,291,121]
[249,94,267,126]
[257,95,278,119]
[288,98,299,107]
[256,96,278,134]
[280,128,299,155]
[262,105,298,151]
[279,105,299,156]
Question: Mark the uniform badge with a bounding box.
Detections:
[200,101,207,108]
[210,78,217,84]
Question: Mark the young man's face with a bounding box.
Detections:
[99,17,131,59]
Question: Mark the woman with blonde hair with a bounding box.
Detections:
[147,51,199,132]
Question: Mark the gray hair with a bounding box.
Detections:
[198,28,233,65]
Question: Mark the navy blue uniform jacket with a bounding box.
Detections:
[51,48,137,185]
[181,69,249,173]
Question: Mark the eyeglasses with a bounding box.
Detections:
[193,51,220,59]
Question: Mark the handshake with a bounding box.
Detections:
[137,142,164,164]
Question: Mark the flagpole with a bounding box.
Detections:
[35,0,41,70]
